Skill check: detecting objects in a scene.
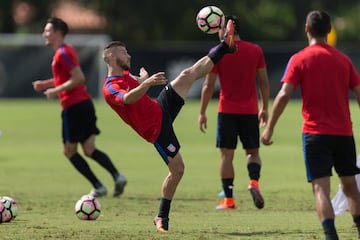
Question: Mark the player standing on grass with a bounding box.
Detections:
[261,10,360,240]
[32,17,127,198]
[198,15,269,210]
[102,20,235,232]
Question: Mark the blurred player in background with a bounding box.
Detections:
[32,17,127,198]
[102,20,235,232]
[261,10,360,240]
[198,15,269,210]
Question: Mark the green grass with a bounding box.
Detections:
[0,99,359,239]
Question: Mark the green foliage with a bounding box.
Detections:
[0,99,359,239]
[1,0,360,44]
[334,3,360,41]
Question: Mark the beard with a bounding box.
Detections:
[116,58,130,71]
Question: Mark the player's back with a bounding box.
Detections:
[285,43,360,135]
[215,40,266,114]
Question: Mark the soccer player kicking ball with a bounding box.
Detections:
[102,20,235,232]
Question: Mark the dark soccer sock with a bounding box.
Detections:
[322,218,339,240]
[207,41,230,64]
[70,153,102,188]
[158,197,171,219]
[353,215,360,238]
[222,178,234,198]
[91,149,120,180]
[247,162,261,181]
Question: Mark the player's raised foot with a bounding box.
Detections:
[248,180,264,209]
[113,175,127,197]
[223,19,236,52]
[153,216,169,233]
[216,197,236,210]
[89,185,108,198]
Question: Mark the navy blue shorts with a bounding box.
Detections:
[303,133,360,182]
[216,113,259,150]
[154,84,184,164]
[61,99,100,144]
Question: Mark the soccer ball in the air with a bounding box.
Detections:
[75,195,101,220]
[196,6,225,34]
[0,196,18,222]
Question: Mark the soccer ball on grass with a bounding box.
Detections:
[0,196,18,222]
[196,6,225,34]
[75,195,101,220]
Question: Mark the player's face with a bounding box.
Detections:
[114,46,131,70]
[42,23,56,46]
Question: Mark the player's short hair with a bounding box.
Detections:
[47,17,69,36]
[306,10,331,38]
[225,15,241,35]
[103,41,126,63]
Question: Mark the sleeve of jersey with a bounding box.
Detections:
[280,55,300,88]
[60,46,79,72]
[104,81,127,107]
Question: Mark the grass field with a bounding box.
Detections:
[0,99,360,239]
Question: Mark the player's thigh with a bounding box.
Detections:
[216,113,238,149]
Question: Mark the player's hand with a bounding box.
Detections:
[43,88,58,99]
[198,114,207,133]
[138,67,149,82]
[258,109,268,128]
[261,128,274,145]
[144,72,167,87]
[32,80,46,92]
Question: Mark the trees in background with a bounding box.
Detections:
[0,0,360,46]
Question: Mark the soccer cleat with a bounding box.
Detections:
[113,175,127,197]
[89,185,108,198]
[248,180,264,209]
[153,216,169,233]
[223,19,236,52]
[216,197,236,210]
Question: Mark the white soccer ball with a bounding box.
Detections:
[75,195,101,220]
[0,196,18,222]
[196,6,225,34]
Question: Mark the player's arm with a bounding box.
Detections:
[352,85,360,108]
[257,67,270,127]
[122,72,167,104]
[32,78,55,92]
[198,72,216,133]
[261,82,294,145]
[55,66,85,92]
[43,66,85,98]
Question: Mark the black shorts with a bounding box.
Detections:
[61,99,100,144]
[303,133,360,182]
[216,113,259,149]
[154,84,184,164]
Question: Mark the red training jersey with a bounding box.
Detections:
[52,44,90,109]
[281,43,360,135]
[102,75,162,143]
[212,40,266,114]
